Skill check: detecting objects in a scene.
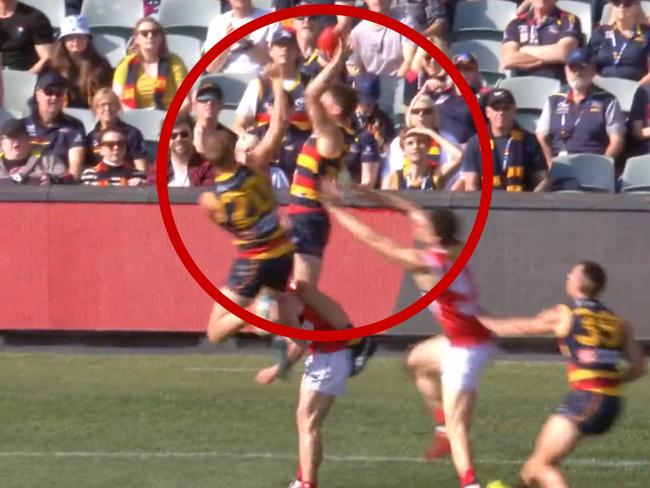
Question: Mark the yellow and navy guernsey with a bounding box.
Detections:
[254,74,311,134]
[558,299,626,397]
[212,165,293,260]
[288,126,356,212]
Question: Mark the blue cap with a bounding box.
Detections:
[35,69,67,91]
[271,28,297,45]
[452,51,478,67]
[355,73,380,104]
[566,48,593,67]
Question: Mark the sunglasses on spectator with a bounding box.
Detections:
[138,28,162,37]
[43,87,65,97]
[489,103,514,111]
[171,130,191,140]
[102,140,126,149]
[411,108,434,115]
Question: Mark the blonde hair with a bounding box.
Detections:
[130,17,169,60]
[607,1,649,25]
[91,88,121,114]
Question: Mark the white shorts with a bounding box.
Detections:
[441,339,495,392]
[301,348,352,396]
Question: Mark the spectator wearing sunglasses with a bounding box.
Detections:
[502,0,582,83]
[192,79,237,156]
[462,89,548,192]
[536,48,626,166]
[113,17,188,110]
[22,69,86,180]
[382,93,462,189]
[415,52,489,148]
[293,12,322,78]
[81,127,146,186]
[589,0,650,84]
[87,88,149,171]
[147,113,216,187]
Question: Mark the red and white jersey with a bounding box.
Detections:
[420,247,492,346]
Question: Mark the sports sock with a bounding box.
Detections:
[461,467,478,487]
[433,406,445,426]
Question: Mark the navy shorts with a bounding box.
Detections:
[556,390,622,436]
[226,254,293,299]
[288,211,331,257]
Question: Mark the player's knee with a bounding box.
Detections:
[206,324,227,344]
[293,280,317,299]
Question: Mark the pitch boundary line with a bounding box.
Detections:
[0,451,646,468]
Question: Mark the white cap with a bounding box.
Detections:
[59,15,91,39]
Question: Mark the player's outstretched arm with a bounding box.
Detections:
[352,186,437,244]
[305,38,347,158]
[620,323,647,383]
[477,305,569,337]
[324,199,428,273]
[248,65,287,171]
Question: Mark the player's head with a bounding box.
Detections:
[566,261,607,299]
[235,132,261,165]
[204,131,236,170]
[322,84,358,123]
[428,208,460,247]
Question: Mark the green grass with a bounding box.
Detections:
[0,352,648,488]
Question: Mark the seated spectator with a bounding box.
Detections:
[501,0,582,82]
[462,89,548,192]
[589,0,650,84]
[382,93,462,189]
[49,15,113,109]
[205,0,275,74]
[400,0,449,41]
[81,127,146,186]
[536,48,626,165]
[147,113,216,187]
[23,69,86,180]
[274,0,341,32]
[192,80,237,156]
[234,29,311,137]
[0,118,69,184]
[352,72,395,186]
[629,84,650,153]
[384,127,447,190]
[0,0,54,72]
[416,52,489,147]
[113,17,188,110]
[348,0,416,76]
[87,88,149,171]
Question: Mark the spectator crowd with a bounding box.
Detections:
[1,0,650,191]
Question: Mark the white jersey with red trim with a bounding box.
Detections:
[420,247,492,346]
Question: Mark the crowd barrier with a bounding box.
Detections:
[2,187,649,339]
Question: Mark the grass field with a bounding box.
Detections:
[0,351,648,488]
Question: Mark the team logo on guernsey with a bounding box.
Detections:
[548,24,559,34]
[556,101,570,114]
[518,25,529,43]
[590,101,603,112]
[294,97,305,113]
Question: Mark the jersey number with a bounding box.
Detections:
[575,311,623,348]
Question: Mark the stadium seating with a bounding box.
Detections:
[378,75,406,116]
[619,155,650,192]
[553,153,616,192]
[514,112,540,134]
[497,76,561,111]
[0,108,21,126]
[450,39,505,85]
[548,158,581,191]
[158,0,221,40]
[65,108,96,133]
[593,76,638,114]
[452,0,517,42]
[81,0,144,38]
[3,70,37,115]
[121,109,166,142]
[167,34,202,72]
[21,0,66,30]
[557,0,593,42]
[93,33,127,68]
[198,73,255,109]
